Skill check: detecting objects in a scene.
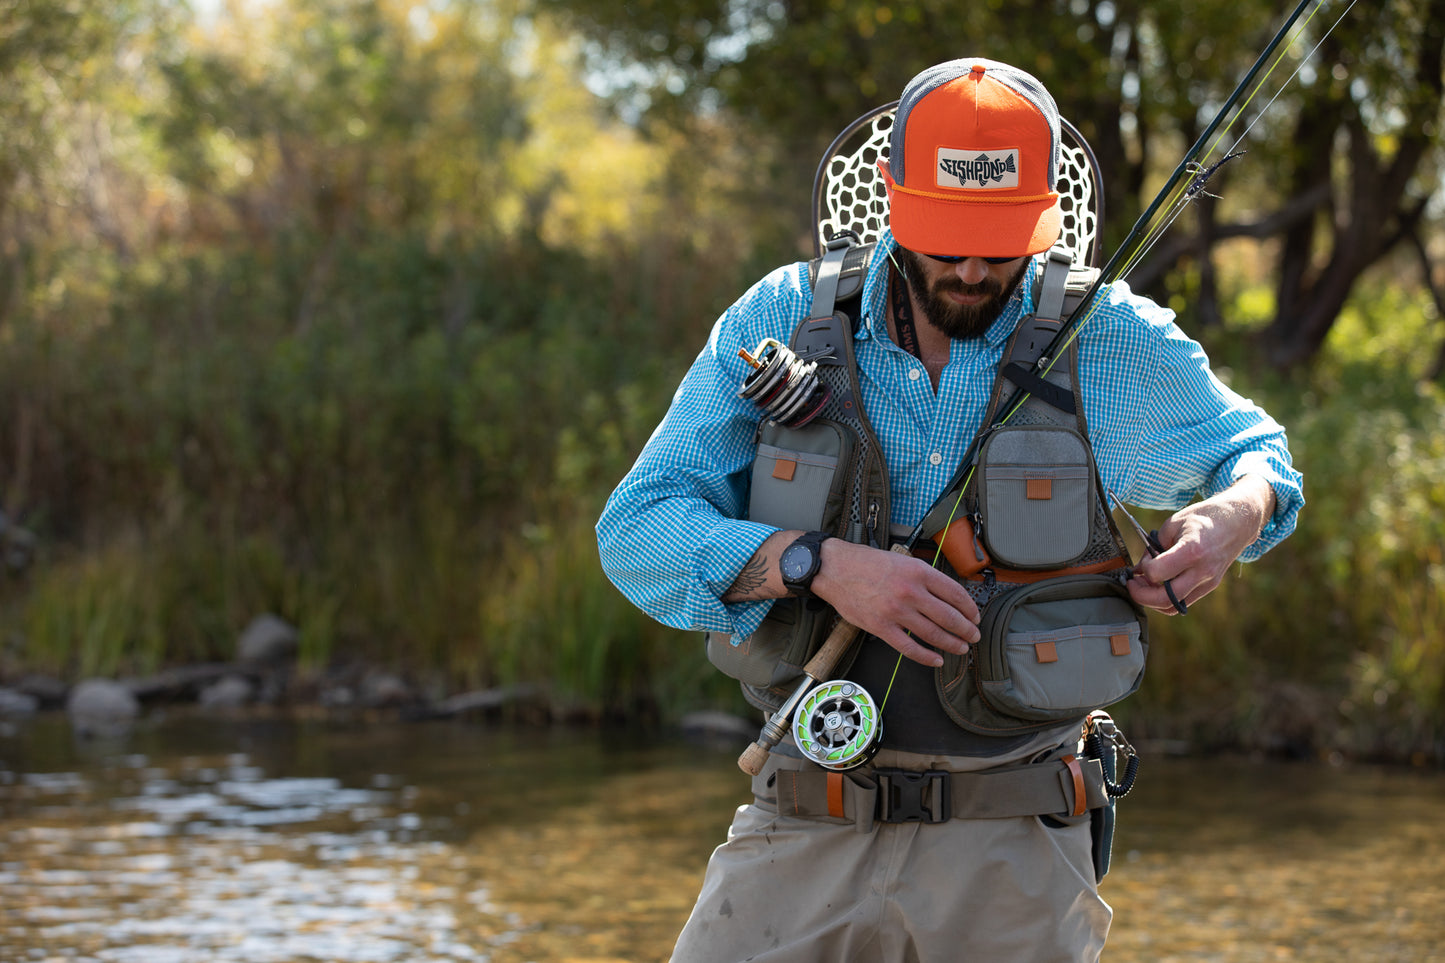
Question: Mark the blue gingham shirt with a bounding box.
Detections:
[597,230,1303,638]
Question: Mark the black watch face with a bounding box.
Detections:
[780,543,815,582]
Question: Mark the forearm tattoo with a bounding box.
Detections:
[724,554,771,602]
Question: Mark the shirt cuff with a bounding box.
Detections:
[1211,452,1304,562]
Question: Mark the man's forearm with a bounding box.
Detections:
[722,530,799,603]
[1213,473,1277,543]
[722,532,981,668]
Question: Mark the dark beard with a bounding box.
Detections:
[899,249,1030,340]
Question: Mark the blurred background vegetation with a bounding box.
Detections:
[0,0,1442,762]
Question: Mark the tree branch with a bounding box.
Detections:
[1128,181,1333,292]
[1408,226,1445,382]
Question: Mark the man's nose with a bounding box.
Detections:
[953,258,991,284]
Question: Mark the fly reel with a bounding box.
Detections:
[792,680,881,771]
[737,338,831,428]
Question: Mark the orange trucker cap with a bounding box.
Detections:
[880,59,1062,258]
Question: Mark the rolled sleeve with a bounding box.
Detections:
[1084,282,1304,563]
[1208,449,1304,562]
[596,264,811,635]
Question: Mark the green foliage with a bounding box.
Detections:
[18,536,167,679]
[0,215,749,681]
[1116,277,1445,760]
[0,0,766,714]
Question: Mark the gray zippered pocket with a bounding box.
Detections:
[937,574,1147,735]
[709,418,858,713]
[748,420,853,533]
[975,425,1097,569]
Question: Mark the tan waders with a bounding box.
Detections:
[670,737,1112,963]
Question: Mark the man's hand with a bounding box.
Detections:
[1127,475,1276,615]
[812,538,979,667]
[723,530,979,668]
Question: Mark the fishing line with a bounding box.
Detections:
[1027,0,1351,376]
[1217,0,1362,157]
[1063,0,1328,320]
[792,679,882,770]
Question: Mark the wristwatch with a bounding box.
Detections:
[779,531,833,596]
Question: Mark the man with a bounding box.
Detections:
[597,58,1302,962]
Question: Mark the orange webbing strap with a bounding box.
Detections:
[775,769,853,823]
[963,556,1129,585]
[1061,755,1088,817]
[827,772,846,819]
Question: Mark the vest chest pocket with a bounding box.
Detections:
[747,420,853,534]
[975,425,1097,569]
[708,419,858,713]
[999,620,1143,715]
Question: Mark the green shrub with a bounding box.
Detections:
[1117,280,1445,760]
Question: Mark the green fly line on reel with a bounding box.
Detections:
[792,680,882,771]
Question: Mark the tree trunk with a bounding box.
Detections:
[1265,5,1445,369]
[1194,193,1222,329]
[1408,229,1445,381]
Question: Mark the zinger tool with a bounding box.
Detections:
[1106,489,1187,615]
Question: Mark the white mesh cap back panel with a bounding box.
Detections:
[813,103,1101,268]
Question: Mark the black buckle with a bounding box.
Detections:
[875,769,951,824]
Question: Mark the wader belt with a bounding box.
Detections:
[769,756,1108,833]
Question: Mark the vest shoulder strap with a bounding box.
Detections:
[808,240,1096,368]
[796,236,889,548]
[806,235,874,334]
[1004,246,1098,372]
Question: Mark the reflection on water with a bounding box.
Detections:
[2,713,1442,962]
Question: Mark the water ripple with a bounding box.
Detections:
[2,751,511,962]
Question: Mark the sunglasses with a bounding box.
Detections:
[924,253,1020,265]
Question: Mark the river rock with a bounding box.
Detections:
[429,684,543,717]
[679,710,758,746]
[12,674,68,708]
[0,687,39,718]
[66,679,141,738]
[320,683,355,709]
[0,510,36,572]
[237,614,299,665]
[360,671,412,708]
[130,663,236,702]
[198,675,255,710]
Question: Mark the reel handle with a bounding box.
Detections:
[738,618,861,776]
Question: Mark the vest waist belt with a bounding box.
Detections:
[769,756,1108,833]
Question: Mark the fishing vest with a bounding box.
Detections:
[706,238,1148,754]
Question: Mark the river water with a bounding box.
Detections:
[2,711,1442,962]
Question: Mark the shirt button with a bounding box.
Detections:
[929,452,943,466]
[908,368,922,381]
